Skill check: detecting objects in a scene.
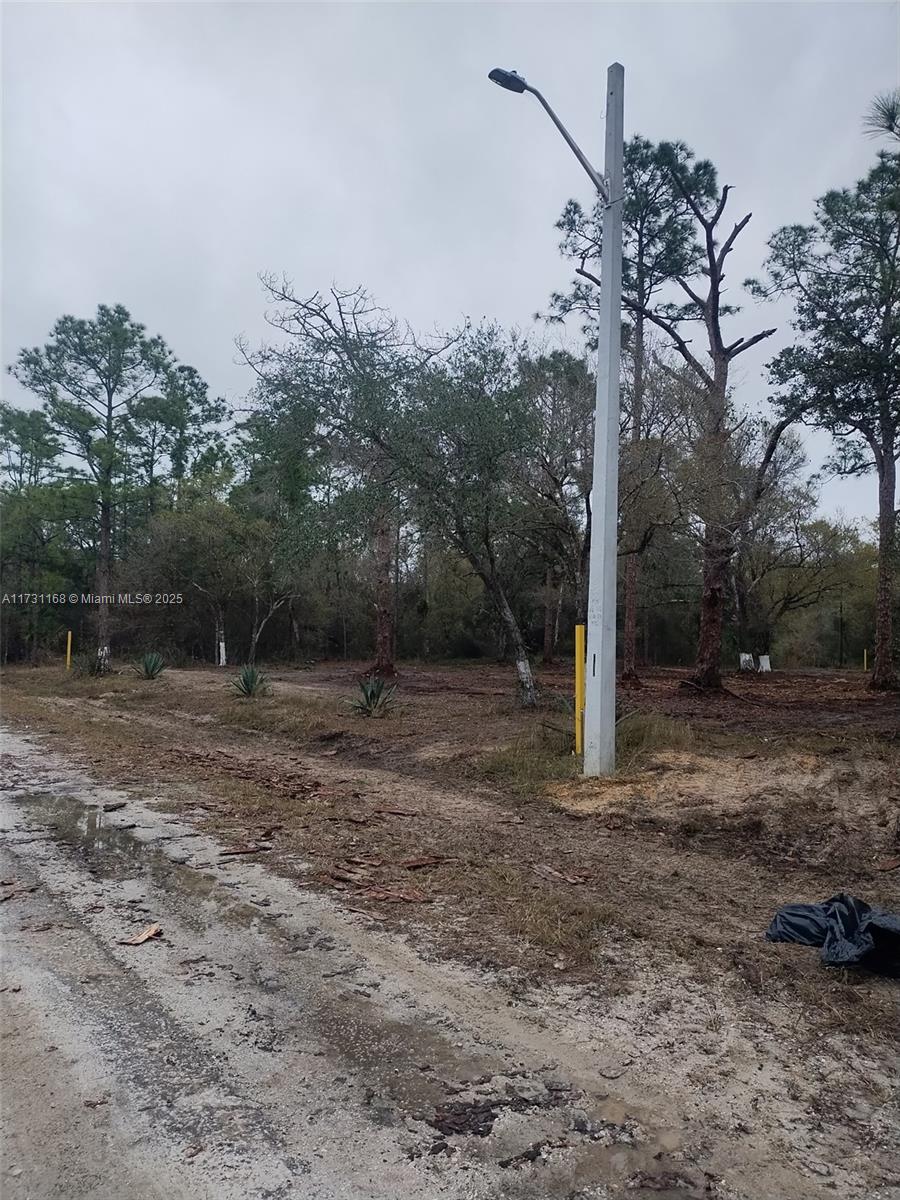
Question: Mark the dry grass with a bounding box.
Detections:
[187,691,339,739]
[3,661,899,1043]
[615,711,695,769]
[467,712,696,799]
[472,861,636,974]
[4,665,342,740]
[468,722,577,799]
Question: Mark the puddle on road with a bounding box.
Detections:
[7,789,266,934]
[5,786,692,1195]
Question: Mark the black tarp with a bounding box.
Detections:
[766,893,900,977]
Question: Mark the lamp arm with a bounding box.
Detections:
[525,85,609,201]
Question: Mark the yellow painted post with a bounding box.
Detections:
[574,624,586,756]
[66,630,72,670]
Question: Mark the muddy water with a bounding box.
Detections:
[13,789,263,922]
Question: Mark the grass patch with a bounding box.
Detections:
[3,665,145,700]
[469,712,696,798]
[468,861,635,980]
[62,674,145,701]
[469,722,577,799]
[204,692,342,740]
[615,711,694,769]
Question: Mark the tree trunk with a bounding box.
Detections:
[120,459,128,561]
[334,562,349,660]
[643,611,650,667]
[247,592,260,665]
[248,598,283,667]
[421,544,431,660]
[733,561,751,653]
[691,371,730,690]
[621,553,640,682]
[871,453,898,690]
[693,530,730,689]
[621,315,645,683]
[495,621,507,663]
[554,582,564,651]
[492,581,537,706]
[542,566,556,665]
[288,598,301,660]
[214,611,226,667]
[576,497,591,624]
[393,490,402,660]
[96,489,112,671]
[371,506,395,678]
[339,570,349,660]
[95,389,116,673]
[28,551,39,664]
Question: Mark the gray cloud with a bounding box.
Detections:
[3,1,897,522]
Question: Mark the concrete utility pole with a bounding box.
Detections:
[584,63,624,776]
[487,62,625,775]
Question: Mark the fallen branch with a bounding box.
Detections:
[119,922,162,946]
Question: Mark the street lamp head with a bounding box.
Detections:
[488,68,528,94]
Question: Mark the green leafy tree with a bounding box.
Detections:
[515,349,594,660]
[124,365,228,516]
[138,501,250,665]
[774,534,878,669]
[0,403,61,491]
[9,305,175,665]
[753,153,900,689]
[393,325,542,705]
[731,477,852,656]
[0,404,69,660]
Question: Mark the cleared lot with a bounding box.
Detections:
[1,662,898,1198]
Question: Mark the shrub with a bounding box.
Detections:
[72,652,106,677]
[351,676,397,718]
[231,665,270,698]
[132,652,165,680]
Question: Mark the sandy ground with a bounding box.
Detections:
[1,720,899,1200]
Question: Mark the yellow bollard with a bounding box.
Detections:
[574,624,586,756]
[66,630,72,670]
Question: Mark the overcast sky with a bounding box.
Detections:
[3,1,897,524]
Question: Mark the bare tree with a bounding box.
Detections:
[549,136,706,679]
[573,145,793,687]
[240,278,450,678]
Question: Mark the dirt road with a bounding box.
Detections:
[1,726,898,1199]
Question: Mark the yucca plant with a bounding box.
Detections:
[132,652,165,680]
[351,676,397,718]
[231,665,269,698]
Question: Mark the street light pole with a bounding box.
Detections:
[488,63,624,775]
[584,63,624,776]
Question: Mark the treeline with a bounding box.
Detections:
[2,112,898,696]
